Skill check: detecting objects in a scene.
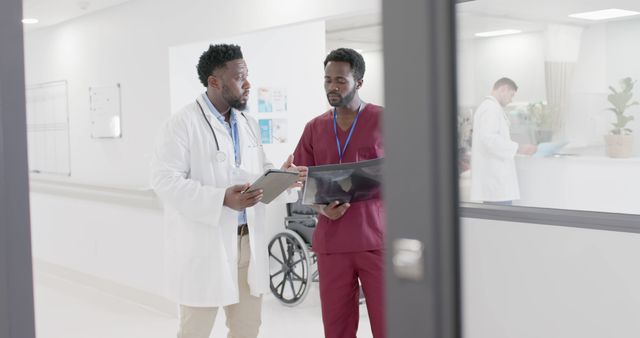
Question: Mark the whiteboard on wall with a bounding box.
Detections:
[89,83,122,138]
[26,80,71,176]
[168,20,327,167]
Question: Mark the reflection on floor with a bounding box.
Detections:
[33,271,373,338]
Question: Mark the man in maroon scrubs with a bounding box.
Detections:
[293,48,385,338]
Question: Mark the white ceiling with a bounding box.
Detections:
[460,0,640,26]
[21,0,640,48]
[22,0,133,31]
[326,12,382,53]
[326,0,640,52]
[457,0,640,39]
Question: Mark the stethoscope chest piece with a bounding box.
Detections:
[197,97,257,165]
[215,151,227,163]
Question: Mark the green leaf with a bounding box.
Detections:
[606,77,636,133]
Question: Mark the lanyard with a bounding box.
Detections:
[333,104,364,163]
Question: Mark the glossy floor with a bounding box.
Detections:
[33,271,373,338]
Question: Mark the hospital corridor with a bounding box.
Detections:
[3,0,640,338]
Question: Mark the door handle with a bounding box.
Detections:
[392,238,425,281]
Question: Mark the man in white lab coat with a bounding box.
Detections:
[150,44,304,338]
[470,77,537,204]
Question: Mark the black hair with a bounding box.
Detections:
[196,44,243,87]
[323,48,366,81]
[493,77,518,91]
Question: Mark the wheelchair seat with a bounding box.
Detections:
[284,192,317,245]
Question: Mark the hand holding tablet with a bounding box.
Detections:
[242,169,299,204]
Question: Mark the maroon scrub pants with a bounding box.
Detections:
[316,250,385,338]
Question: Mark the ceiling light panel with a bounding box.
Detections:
[569,8,640,21]
[474,29,522,38]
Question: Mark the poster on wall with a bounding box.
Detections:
[257,87,288,113]
[271,88,288,112]
[259,119,288,144]
[258,88,273,113]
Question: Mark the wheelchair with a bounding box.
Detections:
[268,193,367,307]
[268,193,319,306]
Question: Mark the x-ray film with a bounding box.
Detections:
[302,158,383,205]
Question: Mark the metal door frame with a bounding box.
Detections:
[0,0,37,337]
[382,0,461,337]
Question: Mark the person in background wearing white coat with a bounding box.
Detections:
[150,44,305,338]
[470,77,537,205]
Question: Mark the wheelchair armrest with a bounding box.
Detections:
[286,215,317,221]
[285,215,317,227]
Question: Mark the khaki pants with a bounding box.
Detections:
[178,235,262,338]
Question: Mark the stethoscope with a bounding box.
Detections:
[196,99,259,163]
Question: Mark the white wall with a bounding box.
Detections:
[30,192,164,289]
[23,0,381,188]
[515,155,640,214]
[542,19,640,150]
[565,24,608,147]
[568,18,640,152]
[360,50,385,107]
[457,32,547,107]
[457,38,477,108]
[604,19,640,151]
[28,181,300,314]
[463,217,640,338]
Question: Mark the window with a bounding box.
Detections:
[457,0,640,215]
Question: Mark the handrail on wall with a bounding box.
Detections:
[29,176,161,210]
[461,202,640,234]
[30,177,640,233]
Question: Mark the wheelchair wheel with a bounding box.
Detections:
[268,229,313,306]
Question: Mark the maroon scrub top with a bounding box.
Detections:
[293,103,385,254]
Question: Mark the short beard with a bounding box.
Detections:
[327,86,357,107]
[227,97,247,111]
[222,85,247,111]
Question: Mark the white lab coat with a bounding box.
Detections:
[470,96,520,202]
[150,95,291,307]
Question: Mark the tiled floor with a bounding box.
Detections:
[33,271,373,338]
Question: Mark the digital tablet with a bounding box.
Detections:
[243,169,299,204]
[533,141,569,157]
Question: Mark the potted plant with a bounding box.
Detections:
[605,77,637,158]
[527,101,554,143]
[457,108,473,173]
